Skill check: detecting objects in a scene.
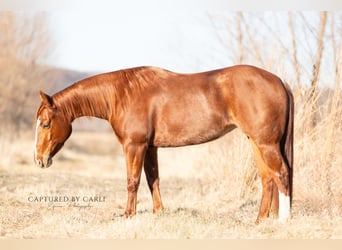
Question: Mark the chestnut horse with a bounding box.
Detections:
[34,65,293,223]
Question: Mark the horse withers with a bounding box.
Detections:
[34,65,294,223]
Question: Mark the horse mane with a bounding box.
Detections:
[49,66,160,122]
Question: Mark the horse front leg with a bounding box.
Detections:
[123,141,147,217]
[144,146,163,213]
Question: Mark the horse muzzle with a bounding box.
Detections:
[34,154,53,168]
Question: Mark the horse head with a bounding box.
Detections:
[34,91,72,168]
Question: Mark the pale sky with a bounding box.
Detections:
[43,0,341,84]
[47,1,230,73]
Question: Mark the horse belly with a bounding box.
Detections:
[152,107,233,147]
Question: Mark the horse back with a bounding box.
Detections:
[115,65,288,147]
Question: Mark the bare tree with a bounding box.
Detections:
[236,12,244,64]
[322,13,342,215]
[0,12,52,136]
[288,12,301,89]
[309,11,328,127]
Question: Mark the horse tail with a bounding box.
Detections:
[283,82,294,204]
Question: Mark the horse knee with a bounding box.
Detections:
[127,177,140,193]
[258,144,290,195]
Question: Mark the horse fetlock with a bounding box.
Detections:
[124,209,136,218]
[153,202,163,213]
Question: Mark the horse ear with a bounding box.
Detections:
[39,91,54,107]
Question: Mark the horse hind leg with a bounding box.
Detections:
[261,144,291,222]
[251,140,290,223]
[251,140,273,224]
[144,146,163,213]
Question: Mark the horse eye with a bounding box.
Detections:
[42,123,50,129]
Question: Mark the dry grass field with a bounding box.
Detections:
[1,87,342,239]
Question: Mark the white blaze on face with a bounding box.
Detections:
[279,191,290,222]
[34,118,41,157]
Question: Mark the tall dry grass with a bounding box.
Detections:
[292,87,342,215]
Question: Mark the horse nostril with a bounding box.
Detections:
[46,156,53,168]
[37,159,43,168]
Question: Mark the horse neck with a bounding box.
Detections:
[52,75,117,122]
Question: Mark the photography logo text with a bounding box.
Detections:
[28,195,106,210]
